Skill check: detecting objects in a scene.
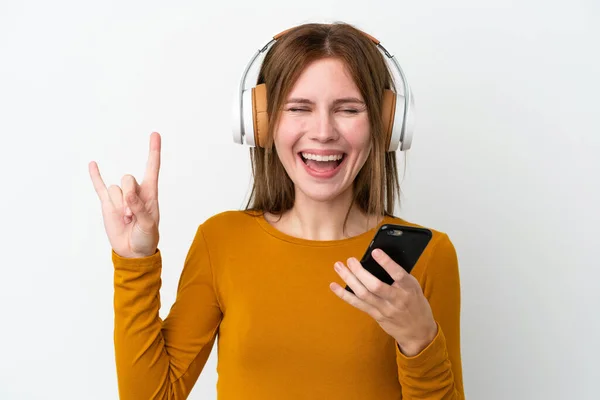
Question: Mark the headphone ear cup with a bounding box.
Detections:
[385,91,407,152]
[252,83,269,148]
[400,88,415,151]
[381,90,396,151]
[240,87,256,146]
[232,86,243,144]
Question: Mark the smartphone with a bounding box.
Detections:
[345,224,433,294]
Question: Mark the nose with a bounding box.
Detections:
[308,110,339,143]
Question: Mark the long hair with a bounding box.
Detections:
[245,22,403,221]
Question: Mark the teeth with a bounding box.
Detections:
[301,152,344,162]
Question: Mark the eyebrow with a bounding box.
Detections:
[285,97,365,106]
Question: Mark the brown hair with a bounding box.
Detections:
[244,22,404,222]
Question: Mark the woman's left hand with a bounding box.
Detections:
[330,248,438,357]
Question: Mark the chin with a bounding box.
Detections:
[295,181,350,203]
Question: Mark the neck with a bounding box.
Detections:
[266,187,382,241]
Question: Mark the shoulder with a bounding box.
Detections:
[197,209,263,241]
[201,209,261,226]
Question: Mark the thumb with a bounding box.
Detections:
[126,191,155,232]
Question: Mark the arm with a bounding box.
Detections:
[396,233,465,399]
[112,225,222,399]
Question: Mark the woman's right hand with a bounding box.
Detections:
[89,132,162,258]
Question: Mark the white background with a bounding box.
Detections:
[1,0,598,399]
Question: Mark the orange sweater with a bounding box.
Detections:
[112,210,464,399]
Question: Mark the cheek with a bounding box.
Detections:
[343,117,371,152]
[274,117,303,160]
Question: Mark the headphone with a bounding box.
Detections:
[232,26,415,152]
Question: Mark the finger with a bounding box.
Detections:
[121,174,139,217]
[89,161,110,203]
[107,185,124,210]
[109,184,130,224]
[334,261,381,306]
[371,248,409,284]
[125,190,155,233]
[329,282,383,320]
[346,257,395,299]
[143,132,161,192]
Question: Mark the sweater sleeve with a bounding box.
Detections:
[112,225,223,400]
[395,233,465,399]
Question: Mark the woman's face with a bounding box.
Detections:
[273,57,371,203]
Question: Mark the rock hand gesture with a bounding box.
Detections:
[89,132,162,258]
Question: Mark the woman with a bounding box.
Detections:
[89,22,464,399]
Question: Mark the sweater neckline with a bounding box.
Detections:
[252,211,394,247]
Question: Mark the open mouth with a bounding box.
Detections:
[299,152,346,173]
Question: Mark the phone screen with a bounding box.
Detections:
[345,224,432,293]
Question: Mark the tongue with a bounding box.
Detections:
[306,159,338,172]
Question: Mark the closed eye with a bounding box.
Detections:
[285,108,361,114]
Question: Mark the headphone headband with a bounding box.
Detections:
[232,25,415,152]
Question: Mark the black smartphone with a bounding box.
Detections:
[345,224,433,294]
